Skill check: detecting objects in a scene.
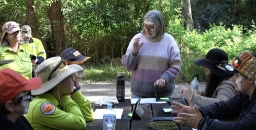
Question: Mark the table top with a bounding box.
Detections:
[86,98,191,130]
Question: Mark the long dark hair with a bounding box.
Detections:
[204,73,233,97]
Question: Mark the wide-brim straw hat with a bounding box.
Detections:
[31,56,83,95]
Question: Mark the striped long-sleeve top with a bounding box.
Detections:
[122,33,182,97]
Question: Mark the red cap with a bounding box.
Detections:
[0,69,42,104]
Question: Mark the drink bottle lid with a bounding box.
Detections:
[107,104,113,108]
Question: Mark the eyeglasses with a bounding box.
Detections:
[22,31,29,33]
[143,24,155,30]
[48,59,66,81]
[18,95,32,102]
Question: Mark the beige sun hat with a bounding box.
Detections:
[31,56,83,95]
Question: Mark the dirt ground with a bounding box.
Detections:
[80,81,206,103]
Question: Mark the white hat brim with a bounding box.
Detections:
[31,65,83,95]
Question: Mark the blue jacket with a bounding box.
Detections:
[0,116,33,130]
[198,89,256,130]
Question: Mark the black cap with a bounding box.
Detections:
[60,48,91,64]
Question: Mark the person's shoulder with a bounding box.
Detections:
[219,79,235,87]
[132,33,143,38]
[0,46,10,51]
[163,33,175,39]
[31,37,43,44]
[30,97,57,115]
[216,79,236,91]
[32,37,40,40]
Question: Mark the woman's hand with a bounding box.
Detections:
[170,100,194,115]
[132,38,144,56]
[154,78,166,88]
[173,105,203,128]
[180,87,194,100]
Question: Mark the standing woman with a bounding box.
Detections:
[181,48,237,107]
[122,10,182,98]
[0,21,32,79]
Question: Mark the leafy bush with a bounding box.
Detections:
[175,24,256,83]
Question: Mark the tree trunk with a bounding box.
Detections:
[182,0,194,31]
[47,0,65,56]
[25,0,48,55]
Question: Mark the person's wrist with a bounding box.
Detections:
[132,52,138,56]
[72,86,80,94]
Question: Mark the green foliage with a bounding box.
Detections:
[191,0,256,31]
[0,1,26,26]
[175,24,256,83]
[83,59,129,82]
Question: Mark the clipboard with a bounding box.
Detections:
[128,98,144,120]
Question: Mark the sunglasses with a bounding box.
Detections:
[18,95,32,102]
[12,92,32,104]
[48,59,66,81]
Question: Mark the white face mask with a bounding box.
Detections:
[235,73,242,91]
[20,100,30,114]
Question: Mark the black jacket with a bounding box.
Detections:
[0,116,33,130]
[198,89,256,130]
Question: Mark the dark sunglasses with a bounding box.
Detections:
[13,92,32,104]
[48,59,66,81]
[18,95,32,102]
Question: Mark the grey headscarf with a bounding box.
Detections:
[141,10,165,40]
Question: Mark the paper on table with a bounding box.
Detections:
[130,98,166,104]
[94,108,123,119]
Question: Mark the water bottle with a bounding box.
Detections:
[190,77,199,94]
[103,104,116,130]
[116,72,125,102]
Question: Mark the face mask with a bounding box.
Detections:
[20,100,30,114]
[235,74,242,91]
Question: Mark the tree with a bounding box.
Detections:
[25,0,48,54]
[182,0,194,31]
[47,0,65,56]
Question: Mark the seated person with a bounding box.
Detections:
[0,68,42,130]
[24,56,94,129]
[181,48,237,107]
[171,50,256,130]
[60,47,91,87]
